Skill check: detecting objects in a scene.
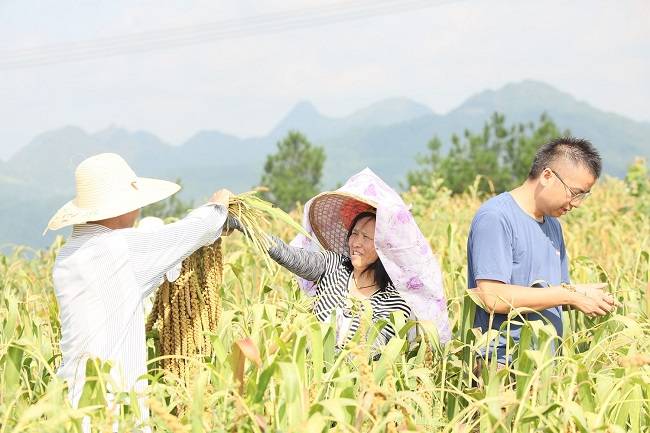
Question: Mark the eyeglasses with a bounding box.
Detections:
[548,168,591,203]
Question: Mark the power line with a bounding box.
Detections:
[2,0,436,66]
[0,0,459,71]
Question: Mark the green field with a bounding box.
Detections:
[1,177,649,432]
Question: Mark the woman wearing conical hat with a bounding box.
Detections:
[234,168,451,348]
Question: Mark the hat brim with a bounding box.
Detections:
[45,177,180,232]
[308,191,376,255]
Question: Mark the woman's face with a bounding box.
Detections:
[348,216,379,271]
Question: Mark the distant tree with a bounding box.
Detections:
[406,137,442,188]
[260,131,326,211]
[625,157,649,198]
[406,113,568,194]
[625,157,650,215]
[141,178,194,220]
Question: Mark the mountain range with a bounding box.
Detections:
[2,80,649,248]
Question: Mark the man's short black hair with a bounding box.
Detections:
[528,136,602,179]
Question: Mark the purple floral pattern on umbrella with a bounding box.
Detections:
[364,183,378,197]
[406,276,424,291]
[290,167,452,343]
[395,208,412,225]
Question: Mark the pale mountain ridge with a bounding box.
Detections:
[451,80,650,158]
[2,80,649,248]
[269,97,433,139]
[336,97,433,128]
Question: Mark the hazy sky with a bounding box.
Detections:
[0,0,648,160]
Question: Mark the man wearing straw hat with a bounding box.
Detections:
[46,152,232,425]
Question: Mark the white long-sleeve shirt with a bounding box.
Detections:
[52,204,227,410]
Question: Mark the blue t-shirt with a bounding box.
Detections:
[467,192,569,363]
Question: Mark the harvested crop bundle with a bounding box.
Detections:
[146,239,223,380]
[146,191,306,381]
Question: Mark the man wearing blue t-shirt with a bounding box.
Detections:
[467,137,618,365]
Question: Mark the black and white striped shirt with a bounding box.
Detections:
[268,238,412,346]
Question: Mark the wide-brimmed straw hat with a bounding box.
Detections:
[308,191,377,255]
[45,153,180,232]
